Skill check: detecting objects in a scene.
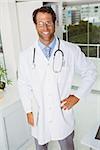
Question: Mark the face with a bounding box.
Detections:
[35,12,55,45]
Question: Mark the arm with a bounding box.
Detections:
[18,52,34,126]
[73,46,97,99]
[61,45,97,110]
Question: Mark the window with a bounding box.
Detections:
[0,32,6,69]
[62,3,100,58]
[0,33,3,53]
[94,6,98,9]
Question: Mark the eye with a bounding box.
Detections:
[37,21,53,27]
[37,21,44,27]
[46,21,53,26]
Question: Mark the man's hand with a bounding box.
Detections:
[60,95,79,110]
[27,112,34,126]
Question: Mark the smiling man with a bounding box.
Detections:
[18,6,97,150]
[35,11,55,45]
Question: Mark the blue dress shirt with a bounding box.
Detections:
[38,37,56,60]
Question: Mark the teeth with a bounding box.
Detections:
[43,32,49,35]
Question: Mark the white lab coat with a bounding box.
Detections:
[18,37,96,145]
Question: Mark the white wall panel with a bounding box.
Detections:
[16,1,42,50]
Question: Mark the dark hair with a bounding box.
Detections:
[32,6,56,24]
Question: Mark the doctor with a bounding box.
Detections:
[18,6,96,150]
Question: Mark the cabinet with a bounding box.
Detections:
[81,124,100,150]
[0,86,34,150]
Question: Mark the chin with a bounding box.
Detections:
[44,35,54,41]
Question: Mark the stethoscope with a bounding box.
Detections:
[33,37,65,73]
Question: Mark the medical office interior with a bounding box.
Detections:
[0,0,100,150]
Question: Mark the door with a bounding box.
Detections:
[16,1,43,50]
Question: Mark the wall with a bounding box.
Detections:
[0,1,21,82]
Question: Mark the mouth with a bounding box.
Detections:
[42,32,49,35]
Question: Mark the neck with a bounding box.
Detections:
[39,36,55,46]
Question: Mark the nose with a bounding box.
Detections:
[43,23,48,30]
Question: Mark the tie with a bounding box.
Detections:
[45,47,51,60]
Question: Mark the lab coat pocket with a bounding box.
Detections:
[61,108,74,125]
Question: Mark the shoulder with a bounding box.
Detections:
[19,45,33,59]
[60,39,82,56]
[18,45,34,67]
[60,39,80,51]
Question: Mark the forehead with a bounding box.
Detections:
[36,12,53,21]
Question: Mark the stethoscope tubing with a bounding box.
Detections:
[32,37,65,73]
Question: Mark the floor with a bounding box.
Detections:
[27,141,61,150]
[27,145,34,150]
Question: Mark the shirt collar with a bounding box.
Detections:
[38,36,56,50]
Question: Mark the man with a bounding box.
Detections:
[18,6,96,150]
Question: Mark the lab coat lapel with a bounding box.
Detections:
[31,42,48,88]
[30,38,59,86]
[35,37,59,65]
